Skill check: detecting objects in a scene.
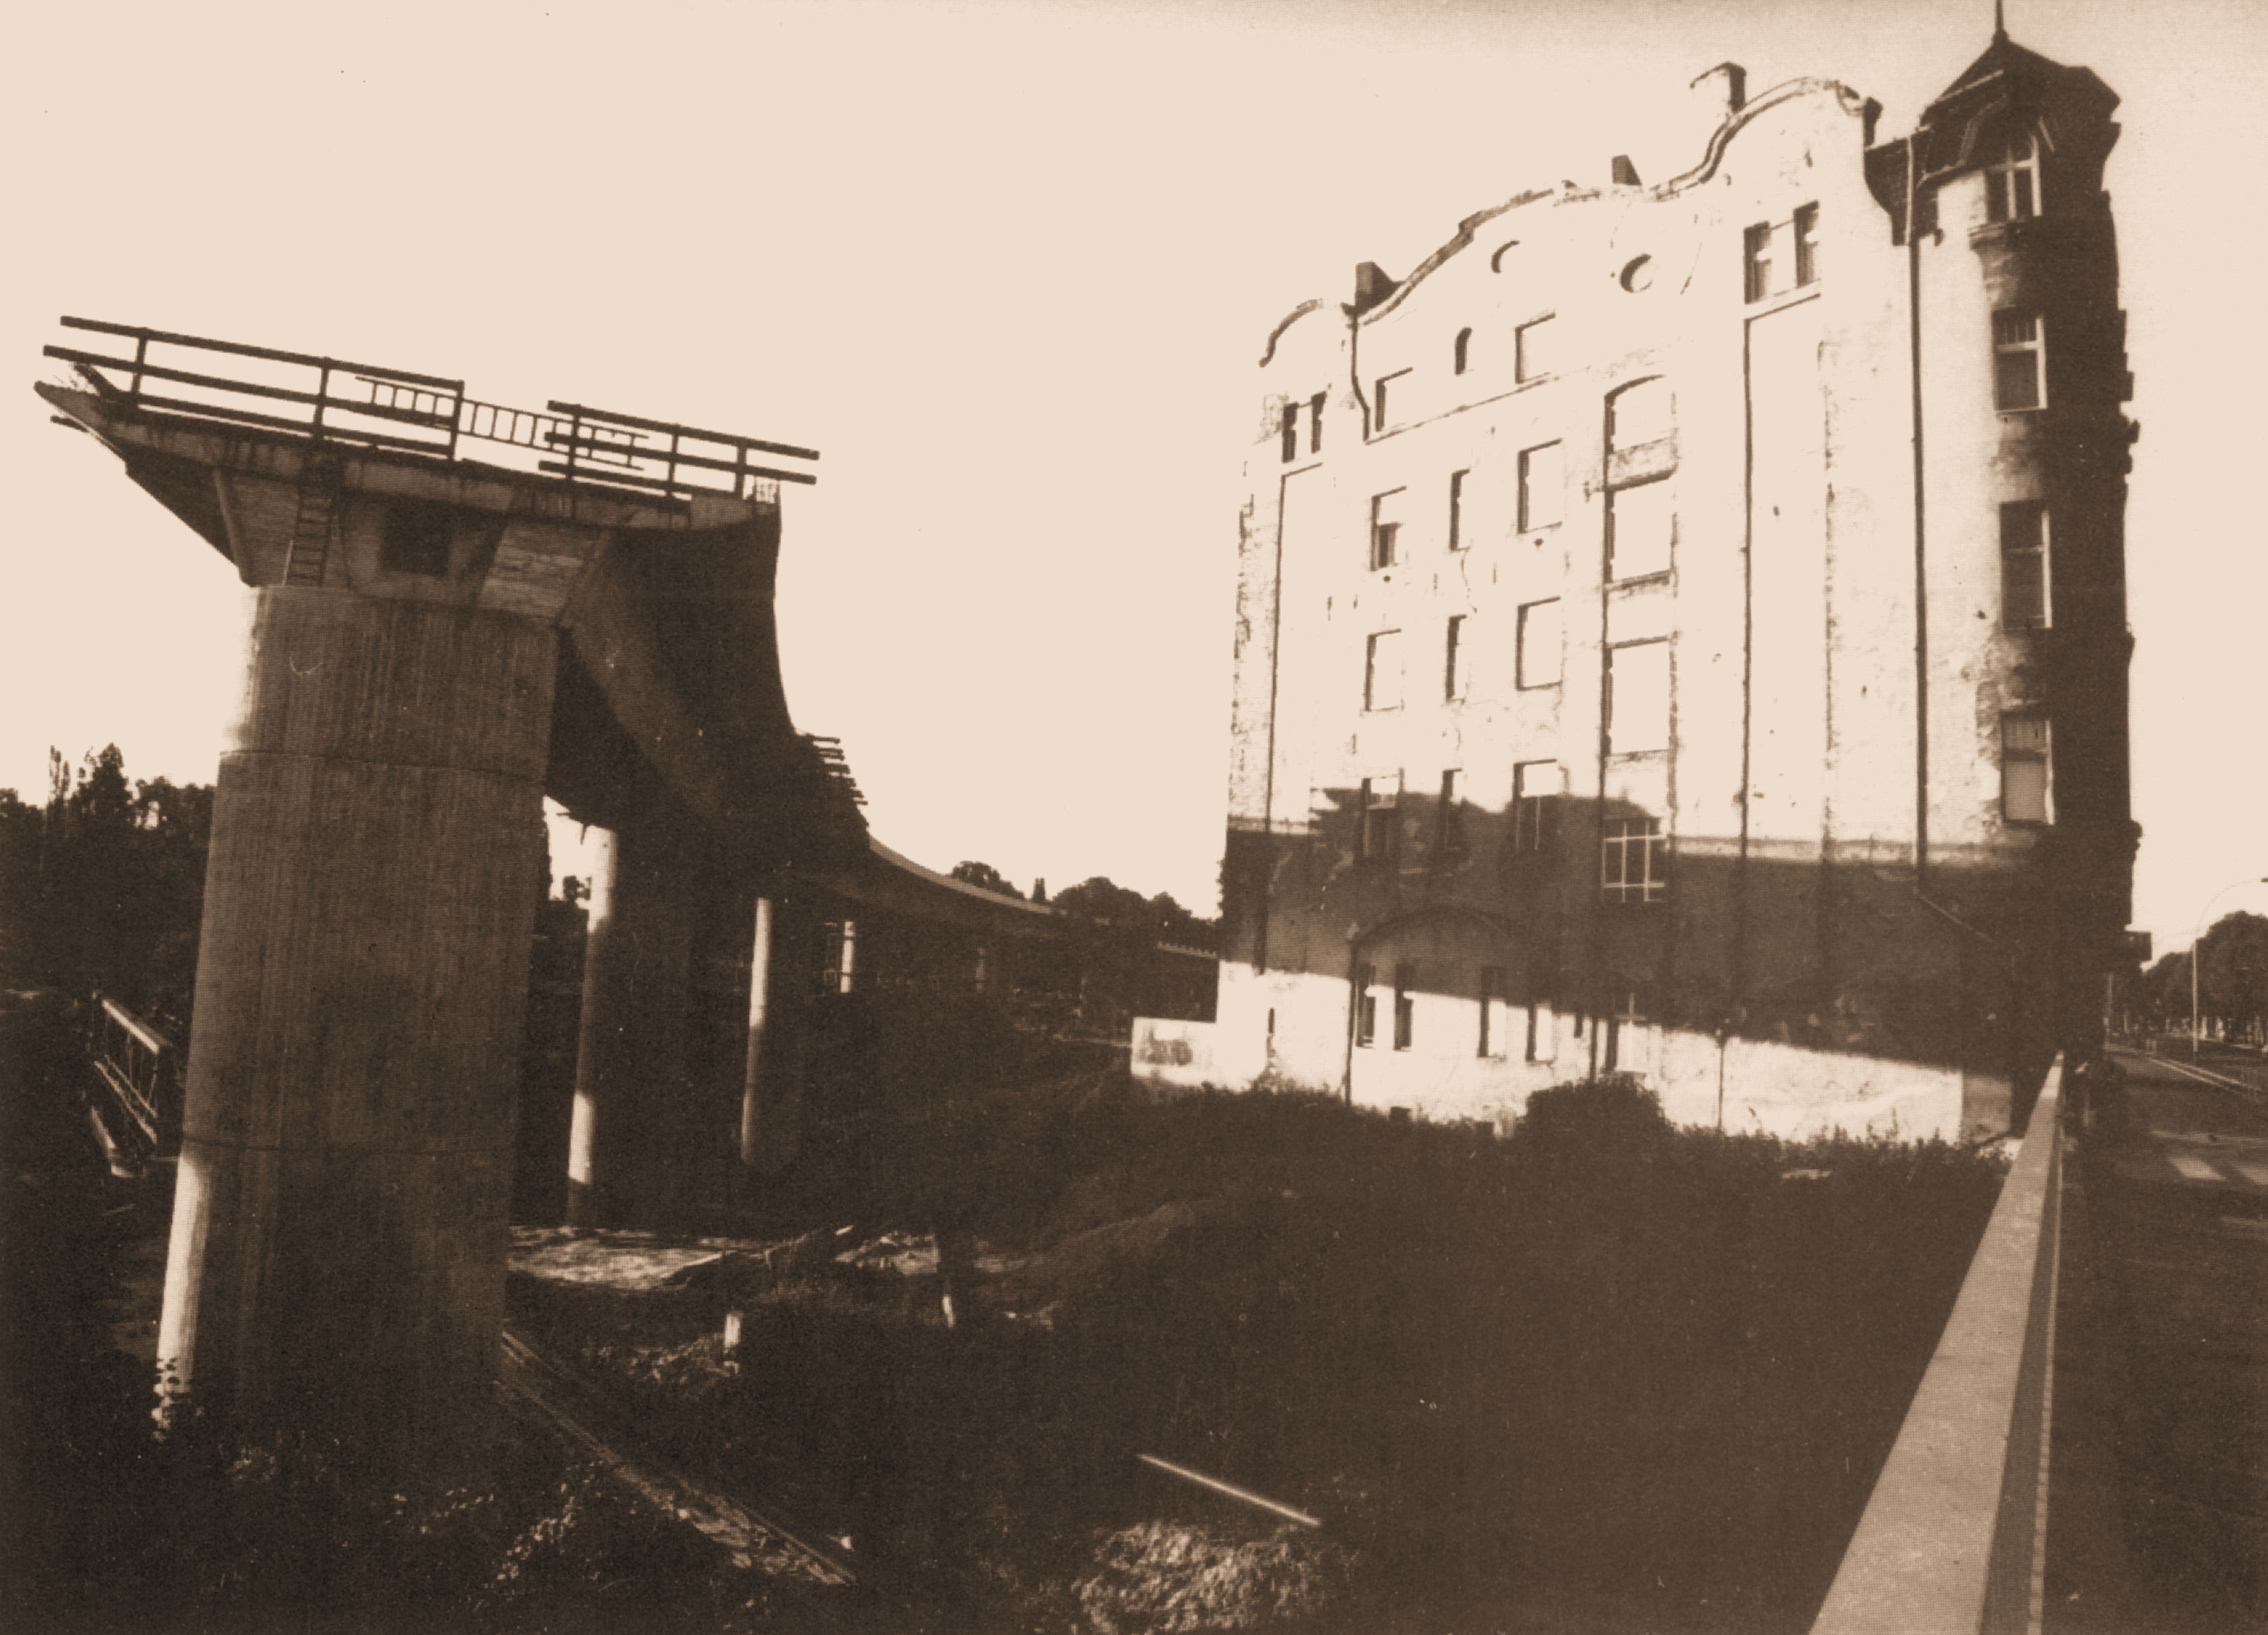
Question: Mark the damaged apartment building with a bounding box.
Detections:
[1137,29,2138,1140]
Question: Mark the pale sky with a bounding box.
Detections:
[4,0,2263,954]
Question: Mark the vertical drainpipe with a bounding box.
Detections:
[1908,132,1931,895]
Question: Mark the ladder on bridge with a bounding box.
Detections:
[283,449,343,588]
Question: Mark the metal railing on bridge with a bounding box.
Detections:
[84,994,183,1180]
[44,316,818,504]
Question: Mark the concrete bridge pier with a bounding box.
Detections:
[158,588,554,1494]
[739,887,812,1180]
[564,816,705,1228]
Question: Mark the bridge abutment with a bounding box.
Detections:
[159,588,554,1493]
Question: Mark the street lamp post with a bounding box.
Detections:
[2191,877,2268,1061]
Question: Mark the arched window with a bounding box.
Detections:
[1453,328,1472,374]
[1985,130,2041,223]
[1607,376,1674,449]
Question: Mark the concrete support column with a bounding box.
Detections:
[739,891,808,1178]
[564,817,699,1226]
[158,589,554,1495]
[564,827,617,1221]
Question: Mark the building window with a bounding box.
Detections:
[1454,328,1472,375]
[1360,776,1399,862]
[1986,131,2040,223]
[1516,599,1561,689]
[1370,489,1405,569]
[1443,615,1467,701]
[1356,963,1378,1047]
[1607,639,1670,755]
[821,919,859,992]
[1309,392,1325,454]
[1447,469,1467,550]
[2002,713,2050,823]
[1280,402,1298,463]
[1602,819,1667,903]
[1518,441,1562,530]
[1993,310,2045,411]
[2001,502,2050,630]
[1744,221,1773,302]
[1374,369,1410,432]
[1515,315,1556,383]
[1607,480,1674,581]
[1608,378,1672,449]
[1437,769,1468,859]
[1480,966,1507,1059]
[1364,629,1403,711]
[1512,760,1561,853]
[1393,963,1416,1050]
[1793,203,1820,286]
[1525,1001,1557,1063]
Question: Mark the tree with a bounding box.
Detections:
[949,861,1023,900]
[2141,911,2268,1043]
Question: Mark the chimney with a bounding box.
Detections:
[1351,261,1400,315]
[1611,155,1643,187]
[1690,61,1747,128]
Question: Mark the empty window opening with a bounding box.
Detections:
[1512,760,1562,854]
[1480,966,1508,1059]
[1393,964,1417,1050]
[1518,441,1563,530]
[1607,639,1670,756]
[1607,480,1675,581]
[1602,819,1667,903]
[1454,328,1472,374]
[1360,776,1399,863]
[1516,315,1557,383]
[1374,369,1410,432]
[1517,600,1562,689]
[1443,615,1468,701]
[1370,489,1406,569]
[1993,310,2045,411]
[1437,768,1468,859]
[1793,203,1821,286]
[1356,963,1378,1047]
[1308,392,1325,454]
[1986,131,2040,223]
[2002,713,2050,823]
[1365,629,1404,712]
[1280,401,1298,463]
[1744,221,1774,302]
[382,498,454,576]
[2001,502,2050,629]
[1447,469,1468,550]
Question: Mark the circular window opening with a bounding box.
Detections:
[1619,255,1654,293]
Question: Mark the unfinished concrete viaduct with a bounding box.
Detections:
[34,321,1054,1494]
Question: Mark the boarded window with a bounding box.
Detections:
[2002,713,2050,822]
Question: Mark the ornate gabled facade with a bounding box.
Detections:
[1149,31,2137,1140]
